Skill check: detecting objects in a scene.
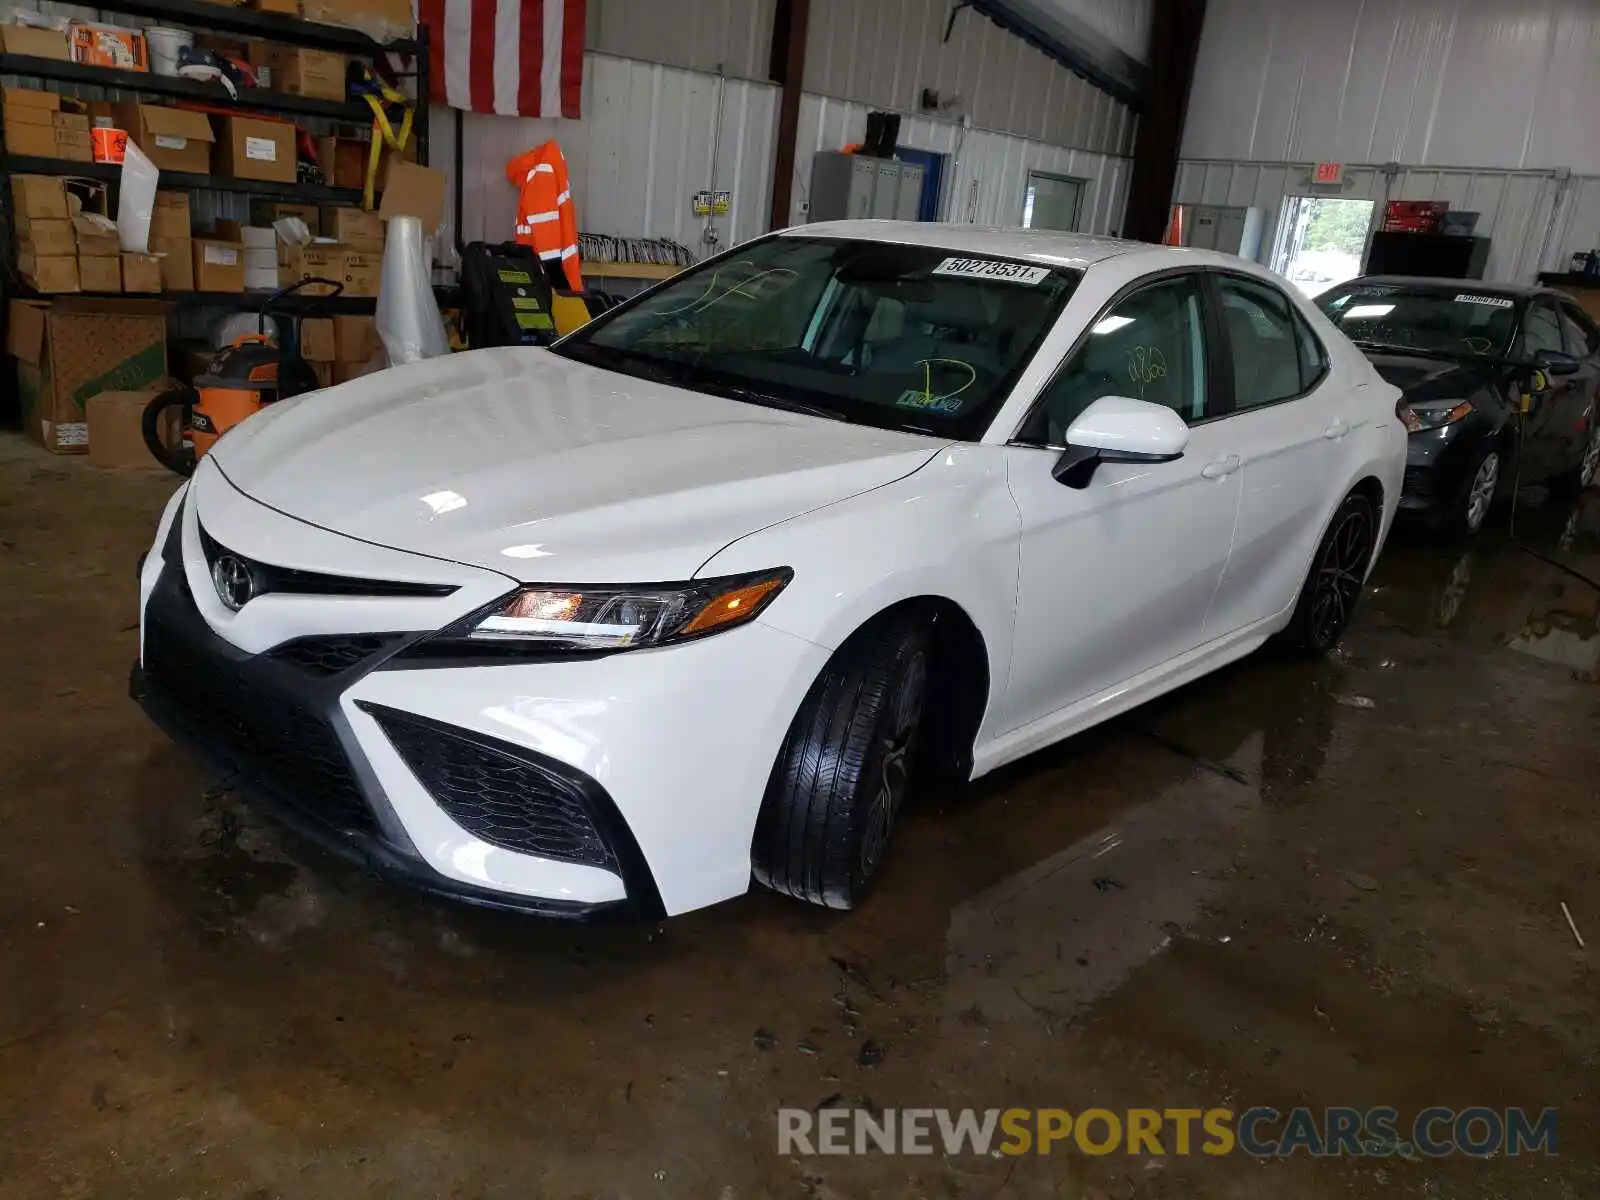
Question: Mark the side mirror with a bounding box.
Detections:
[1052,396,1190,489]
[1533,348,1581,378]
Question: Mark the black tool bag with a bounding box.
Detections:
[458,241,562,349]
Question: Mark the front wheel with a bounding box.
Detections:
[1273,491,1378,660]
[1449,445,1501,537]
[751,613,930,910]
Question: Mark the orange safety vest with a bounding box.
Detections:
[506,140,583,292]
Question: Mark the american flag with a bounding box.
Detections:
[418,0,586,119]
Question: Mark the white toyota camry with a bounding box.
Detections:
[134,223,1405,919]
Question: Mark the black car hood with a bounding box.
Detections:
[1365,351,1500,405]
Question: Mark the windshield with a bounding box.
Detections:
[1317,285,1520,359]
[554,236,1080,438]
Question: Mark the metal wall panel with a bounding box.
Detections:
[585,0,776,82]
[802,0,1134,156]
[453,54,778,260]
[1174,159,1564,283]
[792,92,1131,234]
[1545,176,1600,271]
[1184,0,1600,175]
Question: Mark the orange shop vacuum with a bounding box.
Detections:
[143,277,344,476]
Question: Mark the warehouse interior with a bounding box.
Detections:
[2,0,1598,1195]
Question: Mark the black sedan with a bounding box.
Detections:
[1317,277,1600,535]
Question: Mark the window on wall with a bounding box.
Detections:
[1022,173,1084,232]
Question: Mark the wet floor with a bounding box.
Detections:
[2,433,1597,1199]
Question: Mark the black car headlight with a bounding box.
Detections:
[1399,399,1474,432]
[402,568,793,660]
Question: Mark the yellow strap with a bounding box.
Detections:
[359,88,414,211]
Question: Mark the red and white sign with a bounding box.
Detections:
[419,0,587,119]
[1313,162,1344,184]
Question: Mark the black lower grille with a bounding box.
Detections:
[269,634,406,678]
[1403,466,1433,496]
[366,706,614,869]
[144,609,377,835]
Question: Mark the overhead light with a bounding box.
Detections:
[1344,304,1394,319]
[1092,315,1135,335]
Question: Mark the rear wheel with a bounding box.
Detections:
[1274,491,1377,660]
[1550,421,1600,498]
[751,613,930,910]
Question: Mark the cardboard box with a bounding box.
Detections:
[280,243,344,291]
[320,205,385,250]
[152,192,193,240]
[12,175,69,219]
[193,239,245,291]
[333,314,378,364]
[215,115,295,183]
[69,22,148,70]
[83,99,118,129]
[54,110,90,134]
[16,218,77,257]
[18,250,80,293]
[316,135,367,188]
[310,360,334,389]
[121,252,163,294]
[377,161,447,234]
[51,126,93,162]
[342,249,381,297]
[252,202,320,237]
[300,317,336,362]
[8,299,169,454]
[153,236,194,291]
[116,104,214,174]
[5,117,62,158]
[0,25,72,60]
[268,46,346,100]
[4,86,60,114]
[72,214,120,258]
[303,0,413,41]
[87,387,181,469]
[332,359,383,385]
[78,255,121,293]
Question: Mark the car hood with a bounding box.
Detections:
[1365,351,1499,405]
[210,347,946,582]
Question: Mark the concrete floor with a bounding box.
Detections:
[2,433,1597,1199]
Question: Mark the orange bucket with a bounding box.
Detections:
[91,126,128,164]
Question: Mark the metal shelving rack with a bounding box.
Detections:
[1,0,429,418]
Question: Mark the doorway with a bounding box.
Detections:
[1022,171,1084,232]
[1271,196,1376,296]
[893,146,947,222]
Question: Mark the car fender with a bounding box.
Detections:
[698,443,1022,743]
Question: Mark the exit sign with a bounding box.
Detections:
[1313,162,1344,184]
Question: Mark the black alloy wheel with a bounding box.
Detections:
[1275,491,1378,659]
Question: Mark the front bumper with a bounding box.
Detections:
[1397,421,1484,514]
[134,467,831,918]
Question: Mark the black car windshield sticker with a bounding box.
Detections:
[932,257,1051,285]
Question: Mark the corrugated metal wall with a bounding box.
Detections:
[802,0,1135,157]
[1549,176,1600,269]
[1184,0,1600,175]
[585,0,776,82]
[1173,160,1562,283]
[451,54,778,258]
[795,94,1131,233]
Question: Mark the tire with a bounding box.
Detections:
[751,613,930,910]
[1273,491,1378,660]
[1549,420,1600,499]
[1446,445,1501,538]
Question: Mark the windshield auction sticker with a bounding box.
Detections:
[933,257,1051,285]
[1454,294,1514,308]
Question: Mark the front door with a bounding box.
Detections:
[1203,273,1352,636]
[999,274,1243,735]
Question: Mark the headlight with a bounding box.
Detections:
[1398,399,1474,432]
[404,568,793,660]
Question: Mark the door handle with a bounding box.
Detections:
[1323,419,1351,439]
[1201,454,1242,479]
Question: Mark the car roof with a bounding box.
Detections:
[781,220,1145,270]
[1342,275,1553,300]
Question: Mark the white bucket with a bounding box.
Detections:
[146,26,193,77]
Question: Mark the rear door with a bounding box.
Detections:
[1200,272,1354,638]
[1555,300,1600,473]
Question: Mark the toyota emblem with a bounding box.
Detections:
[211,554,256,612]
